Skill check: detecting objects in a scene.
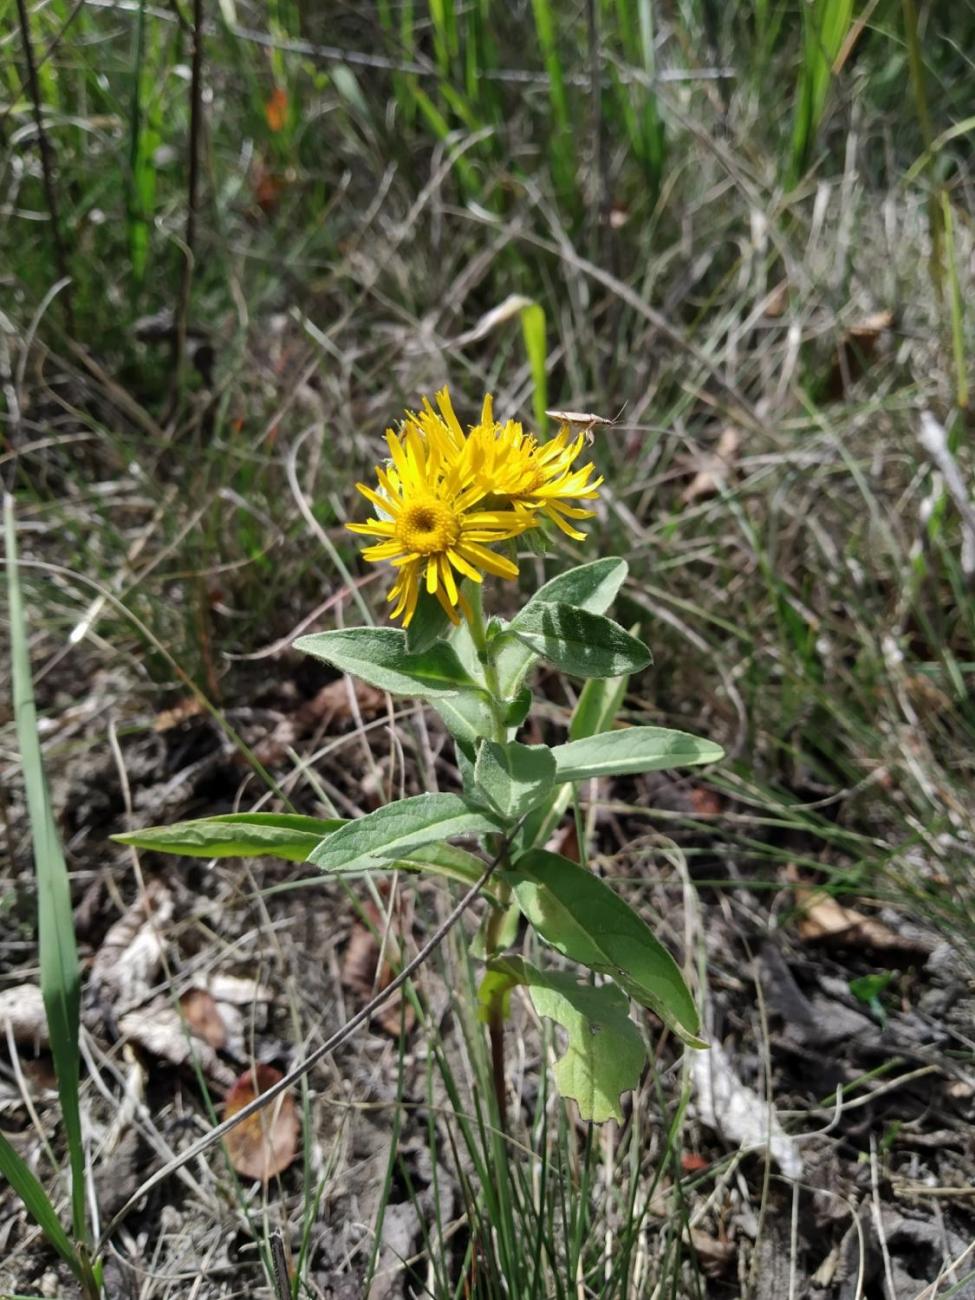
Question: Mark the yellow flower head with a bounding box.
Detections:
[456,397,604,541]
[348,420,530,626]
[347,387,603,624]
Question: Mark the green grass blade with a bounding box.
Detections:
[786,0,854,185]
[530,0,577,211]
[519,302,548,434]
[4,494,86,1248]
[0,1130,83,1279]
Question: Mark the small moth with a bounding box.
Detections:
[545,406,624,445]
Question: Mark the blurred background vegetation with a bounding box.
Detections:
[4,0,973,934]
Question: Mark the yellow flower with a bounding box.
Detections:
[348,422,530,626]
[451,394,604,541]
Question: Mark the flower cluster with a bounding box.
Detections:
[348,388,603,626]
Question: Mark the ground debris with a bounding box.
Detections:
[690,1038,802,1178]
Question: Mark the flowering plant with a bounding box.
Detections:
[120,389,722,1123]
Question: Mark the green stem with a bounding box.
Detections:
[464,580,513,1128]
[464,580,506,742]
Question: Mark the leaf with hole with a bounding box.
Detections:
[507,849,703,1045]
[478,957,646,1122]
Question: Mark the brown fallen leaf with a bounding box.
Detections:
[763,280,790,318]
[152,697,205,732]
[688,787,722,817]
[255,676,386,764]
[90,881,173,1012]
[688,1228,735,1277]
[118,1002,235,1087]
[681,427,740,504]
[224,1064,299,1182]
[264,86,288,133]
[545,820,580,862]
[790,877,930,956]
[341,898,415,1037]
[827,309,895,398]
[179,988,227,1050]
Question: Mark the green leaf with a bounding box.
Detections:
[5,496,86,1244]
[502,686,533,728]
[507,849,704,1046]
[506,604,651,679]
[293,628,483,700]
[405,588,452,654]
[568,670,630,743]
[517,663,632,854]
[496,558,628,696]
[310,792,501,874]
[479,957,646,1123]
[473,741,556,822]
[0,1130,82,1279]
[431,689,498,750]
[113,812,495,893]
[520,301,548,433]
[550,727,724,782]
[525,557,629,616]
[113,812,345,862]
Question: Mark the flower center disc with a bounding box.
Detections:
[396,497,460,554]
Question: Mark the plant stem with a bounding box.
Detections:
[464,580,513,1128]
[483,876,513,1130]
[464,580,506,742]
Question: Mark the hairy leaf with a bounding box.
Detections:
[551,727,724,782]
[507,604,651,679]
[311,793,501,874]
[294,627,482,699]
[474,741,556,822]
[496,558,628,695]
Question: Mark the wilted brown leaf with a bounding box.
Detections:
[689,1228,735,1277]
[545,820,580,862]
[91,881,173,1012]
[119,1002,235,1086]
[688,787,722,816]
[791,878,929,956]
[179,988,227,1050]
[828,309,895,398]
[341,899,415,1037]
[224,1065,299,1182]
